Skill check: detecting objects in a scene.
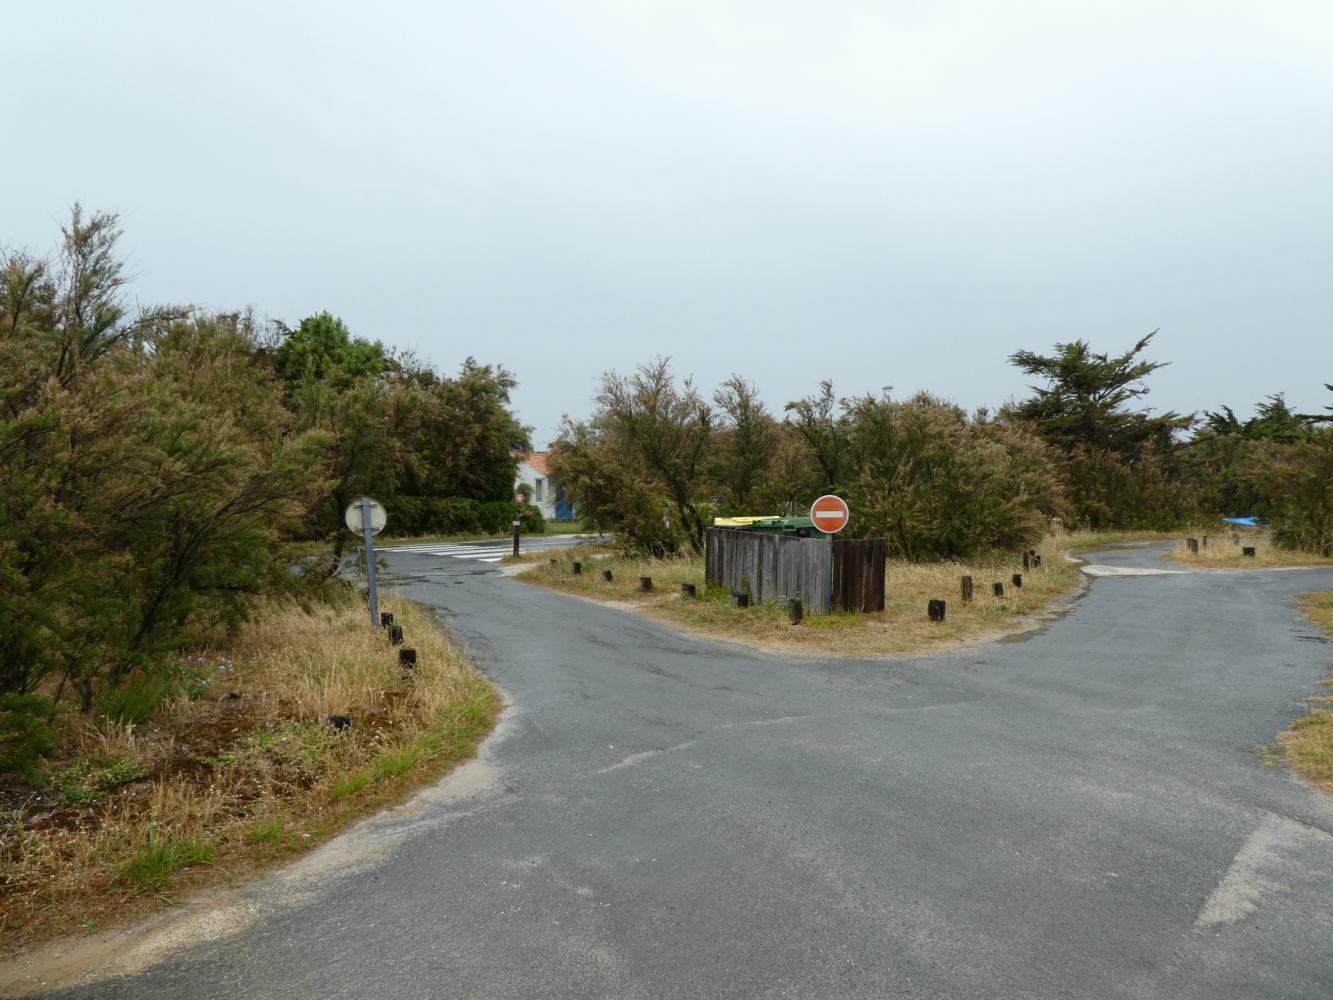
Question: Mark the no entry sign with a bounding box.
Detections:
[810,494,850,534]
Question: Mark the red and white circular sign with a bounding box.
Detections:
[810,494,850,534]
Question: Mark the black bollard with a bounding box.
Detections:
[1012,573,1023,588]
[399,648,417,670]
[1187,538,1199,555]
[602,569,614,582]
[787,598,803,625]
[681,582,697,598]
[639,576,653,593]
[380,612,394,628]
[389,624,404,645]
[1242,546,1256,557]
[731,591,749,608]
[961,575,973,603]
[572,561,582,575]
[1023,551,1030,571]
[993,582,1005,597]
[928,599,946,622]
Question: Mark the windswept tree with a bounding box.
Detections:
[1,212,324,697]
[712,375,778,512]
[784,380,852,491]
[1006,333,1193,527]
[553,359,713,554]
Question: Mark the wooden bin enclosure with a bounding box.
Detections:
[704,528,887,615]
[831,537,887,613]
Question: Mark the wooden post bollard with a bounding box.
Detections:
[731,591,749,608]
[389,624,404,645]
[1232,533,1240,544]
[399,648,417,670]
[961,575,973,603]
[787,598,803,625]
[681,582,697,598]
[1202,536,1209,548]
[928,599,946,622]
[1032,555,1042,569]
[1023,551,1030,571]
[993,582,1004,597]
[1187,538,1199,555]
[1012,573,1023,588]
[639,576,652,593]
[1242,546,1256,557]
[572,561,582,575]
[602,569,614,581]
[1323,544,1332,558]
[380,611,394,629]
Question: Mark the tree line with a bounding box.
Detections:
[0,209,532,699]
[552,339,1332,558]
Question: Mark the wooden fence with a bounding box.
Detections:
[704,529,889,615]
[705,528,832,613]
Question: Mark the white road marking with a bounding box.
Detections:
[1080,565,1188,577]
[596,740,698,774]
[1195,813,1333,928]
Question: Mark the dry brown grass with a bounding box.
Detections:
[521,534,1081,657]
[1278,591,1333,795]
[0,593,497,955]
[1165,532,1333,569]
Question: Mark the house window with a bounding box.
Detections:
[535,478,544,501]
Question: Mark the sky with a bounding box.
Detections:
[4,1,1332,445]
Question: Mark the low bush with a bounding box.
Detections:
[0,694,59,780]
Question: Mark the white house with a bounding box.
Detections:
[515,452,574,521]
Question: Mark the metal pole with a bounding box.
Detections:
[361,496,380,630]
[824,531,834,615]
[512,518,521,558]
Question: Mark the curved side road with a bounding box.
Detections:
[25,545,1333,999]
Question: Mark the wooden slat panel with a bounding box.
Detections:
[705,529,833,613]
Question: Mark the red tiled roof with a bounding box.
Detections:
[520,452,552,476]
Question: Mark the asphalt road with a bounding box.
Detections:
[34,545,1333,999]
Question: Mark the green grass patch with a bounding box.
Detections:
[120,835,215,892]
[245,820,284,844]
[331,771,372,799]
[370,745,422,781]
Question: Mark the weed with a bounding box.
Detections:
[246,820,284,844]
[371,745,422,782]
[46,756,151,807]
[331,771,371,799]
[120,835,215,892]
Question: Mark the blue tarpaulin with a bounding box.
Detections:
[1222,516,1265,527]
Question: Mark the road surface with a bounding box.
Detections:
[30,544,1333,999]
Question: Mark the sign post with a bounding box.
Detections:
[344,497,387,630]
[810,495,850,614]
[513,493,525,557]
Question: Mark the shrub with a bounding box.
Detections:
[0,694,59,781]
[96,670,177,726]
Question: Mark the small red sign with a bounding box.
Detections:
[810,494,850,534]
[515,493,526,504]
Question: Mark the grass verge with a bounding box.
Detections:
[0,593,498,955]
[519,534,1081,657]
[1278,591,1333,795]
[1165,531,1333,569]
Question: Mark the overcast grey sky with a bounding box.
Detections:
[5,1,1331,444]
